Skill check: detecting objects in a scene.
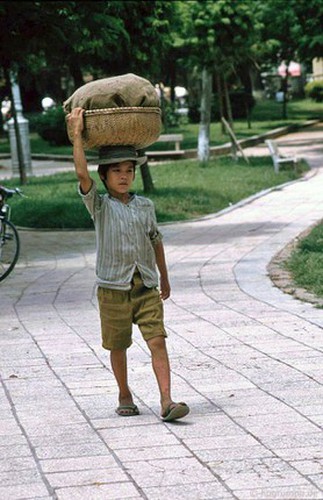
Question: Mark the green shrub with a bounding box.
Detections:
[305,80,323,102]
[25,112,43,133]
[33,106,70,146]
[162,101,181,130]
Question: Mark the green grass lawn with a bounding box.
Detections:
[4,155,308,229]
[286,222,323,301]
[0,98,322,155]
[148,98,323,150]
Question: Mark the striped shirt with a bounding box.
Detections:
[79,181,163,290]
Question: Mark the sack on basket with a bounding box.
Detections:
[64,73,162,150]
[63,73,160,111]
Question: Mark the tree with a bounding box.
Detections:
[175,0,257,162]
[23,2,129,93]
[291,0,323,62]
[255,0,301,119]
[119,1,175,81]
[198,68,212,164]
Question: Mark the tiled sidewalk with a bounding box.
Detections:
[0,124,322,499]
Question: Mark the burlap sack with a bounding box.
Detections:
[63,73,160,112]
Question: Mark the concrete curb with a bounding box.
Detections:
[0,119,319,163]
[183,119,320,159]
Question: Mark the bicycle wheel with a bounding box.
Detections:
[0,219,20,282]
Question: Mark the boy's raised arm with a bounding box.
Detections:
[67,107,92,194]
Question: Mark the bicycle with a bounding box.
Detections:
[0,185,23,282]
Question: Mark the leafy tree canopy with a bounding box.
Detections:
[255,0,300,67]
[174,0,258,73]
[255,0,323,67]
[291,0,323,61]
[0,1,175,90]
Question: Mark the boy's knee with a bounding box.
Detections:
[147,335,166,352]
[110,348,127,355]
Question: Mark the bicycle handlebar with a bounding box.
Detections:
[0,186,25,199]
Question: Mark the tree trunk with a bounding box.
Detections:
[4,67,27,185]
[245,95,251,130]
[223,77,233,130]
[158,83,167,130]
[198,67,212,164]
[138,150,154,193]
[216,73,225,135]
[68,57,84,90]
[223,77,236,161]
[169,57,176,106]
[282,72,288,120]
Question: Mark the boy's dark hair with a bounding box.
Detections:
[98,161,136,191]
[98,161,136,179]
[97,164,109,180]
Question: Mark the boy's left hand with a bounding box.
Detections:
[66,107,85,135]
[160,276,171,300]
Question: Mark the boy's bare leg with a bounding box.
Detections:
[147,336,173,413]
[110,349,134,406]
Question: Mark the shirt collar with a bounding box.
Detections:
[107,192,136,204]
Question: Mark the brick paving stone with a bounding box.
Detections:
[195,445,274,462]
[208,457,312,488]
[114,444,192,462]
[233,484,323,499]
[55,482,142,499]
[0,456,37,473]
[34,441,111,460]
[143,482,233,499]
[0,444,34,459]
[124,457,217,488]
[99,429,180,450]
[290,458,323,475]
[46,467,128,488]
[39,455,118,473]
[0,483,51,499]
[0,468,43,487]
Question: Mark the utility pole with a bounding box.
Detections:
[7,70,32,183]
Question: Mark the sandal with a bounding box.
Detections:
[161,402,190,422]
[115,404,140,417]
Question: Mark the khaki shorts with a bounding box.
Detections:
[97,271,167,351]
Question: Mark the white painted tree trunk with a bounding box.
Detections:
[198,67,212,164]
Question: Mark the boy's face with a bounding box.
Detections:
[102,161,135,198]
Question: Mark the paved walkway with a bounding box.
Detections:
[0,124,323,499]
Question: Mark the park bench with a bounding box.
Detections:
[265,139,298,173]
[146,133,184,160]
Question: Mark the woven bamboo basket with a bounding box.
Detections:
[67,106,162,150]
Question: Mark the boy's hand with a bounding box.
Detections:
[68,107,92,194]
[160,275,171,300]
[66,107,85,136]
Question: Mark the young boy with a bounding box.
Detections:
[67,107,189,422]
